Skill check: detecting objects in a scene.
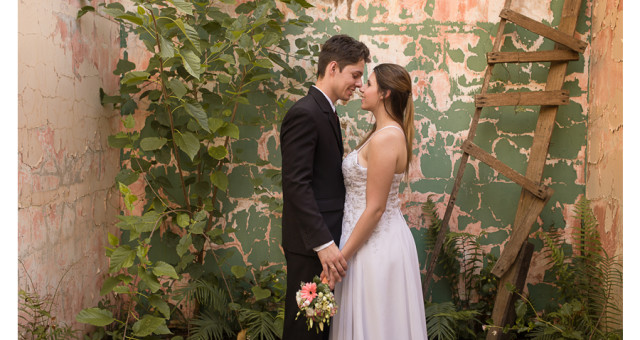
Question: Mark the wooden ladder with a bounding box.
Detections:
[422,1,586,338]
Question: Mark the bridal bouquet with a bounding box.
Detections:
[295,276,338,333]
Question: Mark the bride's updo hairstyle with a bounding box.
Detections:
[358,63,415,174]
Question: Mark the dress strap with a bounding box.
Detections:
[358,125,404,150]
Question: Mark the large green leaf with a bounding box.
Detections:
[177,233,192,256]
[76,308,115,327]
[211,171,228,191]
[174,19,201,52]
[121,71,150,85]
[117,14,143,26]
[254,58,273,69]
[218,122,239,139]
[180,49,202,79]
[184,102,210,132]
[149,294,171,319]
[208,118,225,134]
[140,137,168,151]
[107,232,119,247]
[132,315,171,337]
[170,0,193,15]
[139,269,161,293]
[176,213,190,228]
[109,245,136,273]
[159,35,175,59]
[251,286,272,301]
[115,168,139,185]
[190,220,205,234]
[231,265,247,279]
[77,5,95,19]
[108,132,133,149]
[100,276,121,296]
[153,261,179,279]
[114,59,136,75]
[174,131,200,161]
[168,78,187,99]
[208,145,227,160]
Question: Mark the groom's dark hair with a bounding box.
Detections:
[317,35,370,78]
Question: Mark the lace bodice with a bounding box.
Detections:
[340,126,405,248]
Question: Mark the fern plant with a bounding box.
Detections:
[19,261,79,340]
[422,197,497,338]
[506,197,622,339]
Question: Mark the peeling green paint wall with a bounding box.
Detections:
[218,0,592,306]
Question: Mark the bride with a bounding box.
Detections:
[325,63,428,339]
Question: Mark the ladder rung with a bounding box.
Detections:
[487,50,580,64]
[475,90,569,107]
[500,9,587,53]
[461,141,551,200]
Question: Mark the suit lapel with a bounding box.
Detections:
[309,87,344,155]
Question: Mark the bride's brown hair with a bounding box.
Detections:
[356,63,415,174]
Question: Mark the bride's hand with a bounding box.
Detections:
[320,271,335,290]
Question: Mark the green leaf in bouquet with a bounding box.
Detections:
[76,308,115,327]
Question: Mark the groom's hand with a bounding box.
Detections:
[317,244,347,287]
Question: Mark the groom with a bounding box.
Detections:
[280,35,370,340]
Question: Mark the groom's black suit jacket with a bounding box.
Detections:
[280,86,345,256]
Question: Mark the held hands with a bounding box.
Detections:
[317,243,347,290]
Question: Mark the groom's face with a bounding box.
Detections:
[331,59,365,102]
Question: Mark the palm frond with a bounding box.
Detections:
[177,279,229,315]
[424,302,479,340]
[239,308,279,340]
[188,310,234,340]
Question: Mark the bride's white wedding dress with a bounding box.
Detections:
[329,126,428,340]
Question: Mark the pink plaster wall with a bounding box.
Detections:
[18,0,122,332]
[586,0,623,316]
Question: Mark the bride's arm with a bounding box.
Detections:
[340,131,404,261]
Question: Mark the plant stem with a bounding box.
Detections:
[149,9,191,212]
